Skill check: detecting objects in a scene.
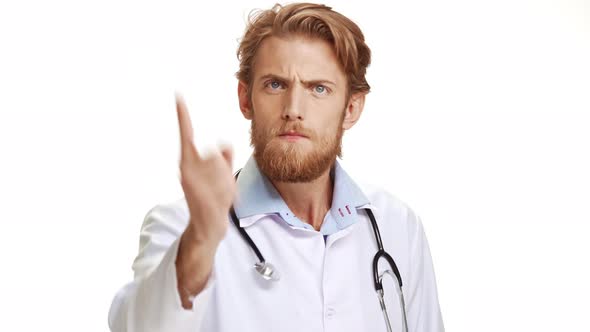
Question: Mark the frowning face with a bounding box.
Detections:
[238,35,364,183]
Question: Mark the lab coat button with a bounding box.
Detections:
[325,307,336,319]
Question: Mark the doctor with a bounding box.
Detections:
[108,2,444,332]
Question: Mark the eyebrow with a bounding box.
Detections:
[258,73,337,87]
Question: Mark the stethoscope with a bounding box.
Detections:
[229,170,409,332]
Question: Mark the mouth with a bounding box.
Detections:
[278,131,308,141]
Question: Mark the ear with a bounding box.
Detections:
[342,92,366,130]
[238,80,253,120]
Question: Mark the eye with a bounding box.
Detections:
[314,85,328,94]
[266,80,284,90]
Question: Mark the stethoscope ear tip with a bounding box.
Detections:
[255,261,280,281]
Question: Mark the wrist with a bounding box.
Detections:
[183,218,225,245]
[176,226,216,303]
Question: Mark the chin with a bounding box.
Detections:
[275,140,312,153]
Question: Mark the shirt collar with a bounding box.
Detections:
[234,156,287,220]
[234,155,371,230]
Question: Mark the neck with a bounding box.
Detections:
[270,166,334,231]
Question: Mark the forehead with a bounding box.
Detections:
[252,35,346,84]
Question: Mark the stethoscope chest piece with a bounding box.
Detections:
[254,261,280,281]
[231,169,406,331]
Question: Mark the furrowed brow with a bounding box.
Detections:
[258,73,336,87]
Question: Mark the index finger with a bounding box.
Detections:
[176,94,199,159]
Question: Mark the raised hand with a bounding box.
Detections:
[175,94,236,307]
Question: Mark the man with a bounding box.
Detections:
[108,3,444,331]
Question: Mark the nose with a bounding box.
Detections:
[281,84,304,121]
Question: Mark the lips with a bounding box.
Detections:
[279,131,308,138]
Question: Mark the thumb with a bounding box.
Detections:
[219,144,234,168]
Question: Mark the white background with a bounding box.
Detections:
[0,0,588,331]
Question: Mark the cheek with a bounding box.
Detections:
[252,98,284,126]
[316,107,345,130]
[253,91,283,111]
[252,115,278,138]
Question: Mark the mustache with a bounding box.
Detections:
[270,121,314,138]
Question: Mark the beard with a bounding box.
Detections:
[250,113,344,183]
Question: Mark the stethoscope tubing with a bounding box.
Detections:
[366,208,403,289]
[228,169,407,332]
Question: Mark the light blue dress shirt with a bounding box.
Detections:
[233,156,370,236]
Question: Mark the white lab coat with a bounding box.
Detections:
[108,184,444,332]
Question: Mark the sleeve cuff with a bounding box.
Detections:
[165,236,217,313]
[134,235,216,330]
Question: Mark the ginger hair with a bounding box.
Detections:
[236,3,371,98]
